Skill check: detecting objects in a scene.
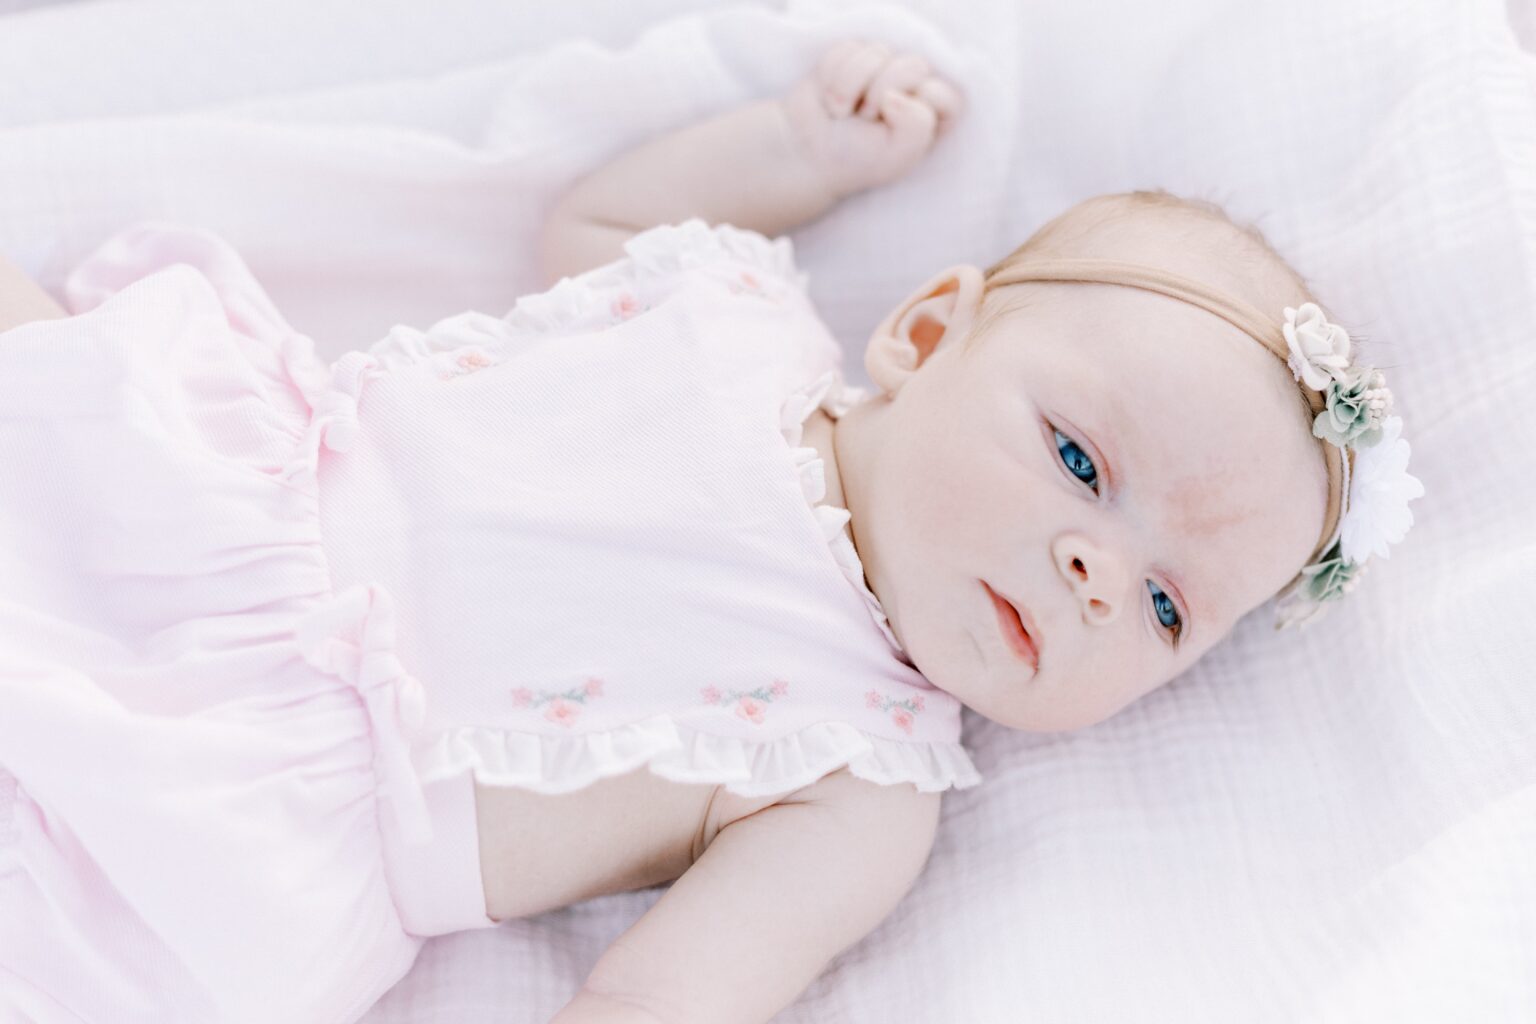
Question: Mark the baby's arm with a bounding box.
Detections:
[0,254,67,333]
[537,40,962,287]
[548,769,943,1024]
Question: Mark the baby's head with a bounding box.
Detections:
[835,189,1358,731]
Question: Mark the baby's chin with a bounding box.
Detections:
[928,657,1134,733]
[895,603,1144,732]
[901,637,1073,732]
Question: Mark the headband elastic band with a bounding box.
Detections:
[983,258,1350,572]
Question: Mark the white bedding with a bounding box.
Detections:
[2,0,1533,1021]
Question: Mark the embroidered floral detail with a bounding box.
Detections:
[437,349,497,382]
[865,689,925,735]
[700,679,790,725]
[719,265,787,302]
[509,677,606,728]
[609,290,648,323]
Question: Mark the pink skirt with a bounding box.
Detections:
[0,224,496,1024]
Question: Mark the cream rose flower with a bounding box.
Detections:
[1339,416,1426,563]
[1283,303,1353,391]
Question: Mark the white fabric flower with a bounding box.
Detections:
[1283,303,1353,391]
[1338,416,1426,562]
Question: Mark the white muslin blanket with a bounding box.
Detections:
[1,0,1532,1021]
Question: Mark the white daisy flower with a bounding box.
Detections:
[1338,415,1426,563]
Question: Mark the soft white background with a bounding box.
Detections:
[2,1,1533,1022]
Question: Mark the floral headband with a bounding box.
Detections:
[983,258,1425,630]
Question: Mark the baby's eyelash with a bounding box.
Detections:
[1052,424,1184,649]
[1148,580,1184,648]
[1052,428,1099,493]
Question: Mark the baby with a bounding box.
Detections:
[0,37,1421,1024]
[514,38,1414,1024]
[529,40,1414,1022]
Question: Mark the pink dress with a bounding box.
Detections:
[0,219,980,1022]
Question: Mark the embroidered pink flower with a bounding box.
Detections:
[720,266,781,301]
[610,291,643,321]
[866,690,926,733]
[510,679,605,723]
[545,699,578,728]
[736,696,765,725]
[701,680,789,724]
[440,349,496,381]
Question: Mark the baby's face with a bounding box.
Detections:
[840,277,1328,731]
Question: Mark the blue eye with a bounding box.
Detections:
[1053,428,1099,493]
[1148,580,1183,644]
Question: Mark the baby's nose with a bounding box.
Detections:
[1052,533,1127,626]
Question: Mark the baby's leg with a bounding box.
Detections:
[0,253,68,333]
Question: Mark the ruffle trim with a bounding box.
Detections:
[364,217,810,373]
[417,714,982,797]
[777,368,909,656]
[619,217,808,293]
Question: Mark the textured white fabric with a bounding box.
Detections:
[0,0,1532,1022]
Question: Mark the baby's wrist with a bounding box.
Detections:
[768,95,846,208]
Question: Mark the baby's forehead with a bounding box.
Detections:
[1031,289,1316,492]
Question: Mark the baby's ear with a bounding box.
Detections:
[863,264,986,396]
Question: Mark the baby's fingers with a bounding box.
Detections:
[879,88,939,156]
[915,77,964,124]
[856,53,930,120]
[820,40,891,117]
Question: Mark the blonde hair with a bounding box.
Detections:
[973,189,1337,340]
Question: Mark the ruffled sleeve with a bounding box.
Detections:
[363,218,814,374]
[618,218,809,294]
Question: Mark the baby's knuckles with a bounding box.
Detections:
[778,79,938,201]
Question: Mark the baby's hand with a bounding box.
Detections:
[779,39,964,203]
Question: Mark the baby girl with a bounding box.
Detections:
[0,37,1421,1024]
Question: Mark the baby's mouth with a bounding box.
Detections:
[982,580,1040,671]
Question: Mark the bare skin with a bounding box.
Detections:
[0,253,67,332]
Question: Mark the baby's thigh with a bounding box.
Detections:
[0,254,67,333]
